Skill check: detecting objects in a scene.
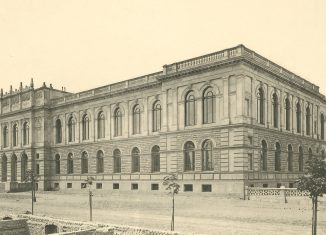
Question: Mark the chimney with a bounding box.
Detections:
[30,78,34,88]
[20,82,23,91]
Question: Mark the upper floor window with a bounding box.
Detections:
[306,106,311,135]
[202,140,213,171]
[257,87,265,124]
[275,142,281,171]
[133,105,141,134]
[114,108,122,137]
[261,140,267,171]
[299,146,304,172]
[131,147,140,173]
[82,114,90,140]
[184,141,195,171]
[68,116,75,142]
[185,91,196,126]
[285,98,291,131]
[287,145,293,172]
[97,111,105,139]
[3,126,8,148]
[113,149,121,173]
[296,102,301,133]
[152,101,161,132]
[321,114,325,140]
[23,122,29,145]
[272,93,279,128]
[203,87,215,124]
[13,124,18,147]
[81,152,88,174]
[55,154,60,174]
[96,150,104,173]
[151,145,160,172]
[67,153,74,174]
[55,119,62,144]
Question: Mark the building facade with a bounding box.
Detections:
[0,45,325,196]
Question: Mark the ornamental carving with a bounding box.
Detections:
[21,93,30,101]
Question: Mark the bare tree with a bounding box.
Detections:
[24,169,38,215]
[85,176,95,221]
[162,173,180,231]
[297,157,326,235]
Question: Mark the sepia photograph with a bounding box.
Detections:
[0,1,325,234]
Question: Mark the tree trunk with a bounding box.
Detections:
[312,195,318,235]
[171,193,175,231]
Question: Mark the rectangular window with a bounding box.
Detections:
[113,183,119,190]
[36,154,40,159]
[81,183,87,189]
[245,98,250,116]
[54,183,59,190]
[36,164,40,175]
[277,183,282,188]
[96,183,102,189]
[248,136,253,145]
[263,184,268,188]
[184,184,193,192]
[67,183,72,189]
[131,183,138,190]
[248,153,253,171]
[201,184,212,192]
[289,183,294,188]
[151,184,159,191]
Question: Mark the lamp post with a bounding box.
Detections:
[85,176,95,221]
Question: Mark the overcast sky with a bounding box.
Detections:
[0,0,326,95]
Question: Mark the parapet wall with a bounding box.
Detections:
[17,214,183,235]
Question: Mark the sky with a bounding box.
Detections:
[0,0,326,94]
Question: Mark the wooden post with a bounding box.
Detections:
[89,190,93,222]
[171,192,175,231]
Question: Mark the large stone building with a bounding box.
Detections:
[0,45,325,196]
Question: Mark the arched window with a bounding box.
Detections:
[114,108,122,137]
[321,114,325,140]
[185,91,196,126]
[131,147,140,173]
[203,87,215,124]
[257,87,265,124]
[21,154,28,181]
[306,106,311,135]
[96,150,104,173]
[113,149,121,173]
[11,155,17,182]
[272,93,279,128]
[3,126,8,148]
[23,122,29,145]
[1,155,7,182]
[275,142,281,171]
[68,116,75,142]
[133,105,141,134]
[97,111,105,139]
[285,98,291,131]
[55,119,62,144]
[81,152,88,174]
[202,140,213,171]
[261,140,267,171]
[151,145,160,172]
[299,146,304,172]
[152,101,161,132]
[67,153,74,174]
[308,148,313,160]
[184,141,195,171]
[13,124,18,147]
[82,114,90,140]
[287,145,293,172]
[296,102,301,133]
[55,154,60,175]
